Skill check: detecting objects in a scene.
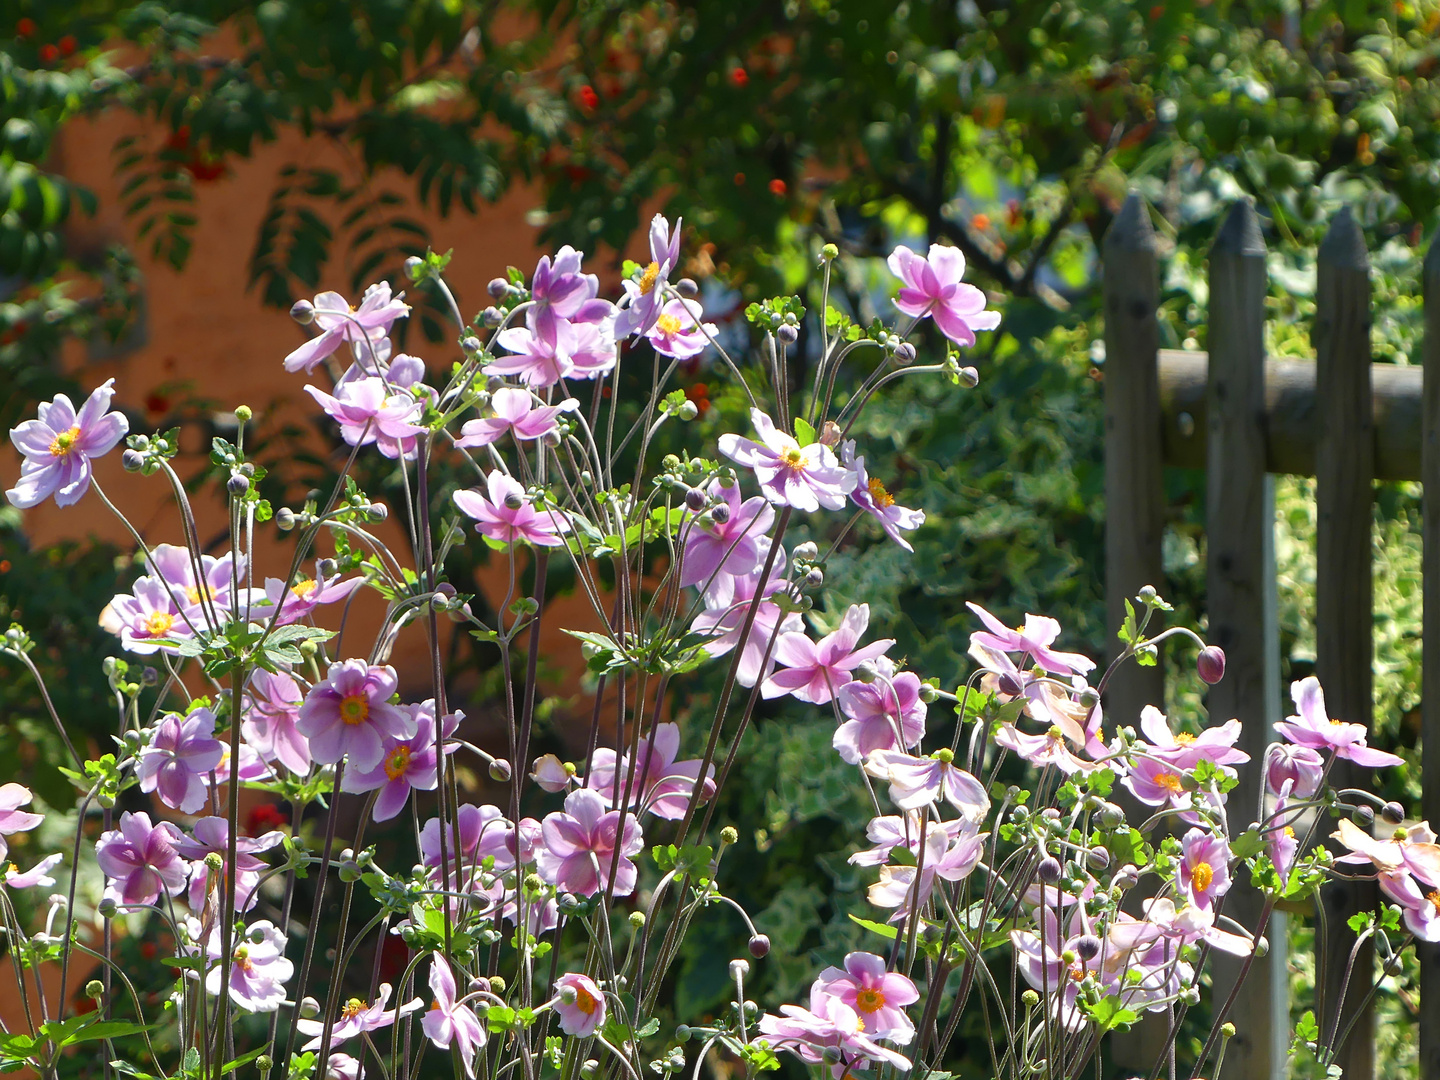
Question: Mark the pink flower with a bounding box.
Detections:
[863,750,990,820]
[4,854,62,890]
[536,788,644,897]
[490,315,615,387]
[343,702,458,821]
[0,785,44,863]
[242,669,312,775]
[296,983,422,1049]
[644,298,716,359]
[420,803,516,873]
[284,283,411,373]
[1139,706,1249,769]
[306,378,428,460]
[615,214,683,338]
[1275,677,1403,768]
[678,478,775,606]
[1122,754,1203,813]
[530,754,576,793]
[1378,870,1440,941]
[260,570,363,627]
[6,379,128,509]
[887,243,1000,348]
[1265,743,1325,800]
[422,959,487,1077]
[588,723,716,820]
[833,663,927,765]
[175,816,284,913]
[453,471,571,548]
[101,575,195,656]
[719,409,856,512]
[95,811,187,906]
[965,602,1095,676]
[1265,795,1300,883]
[690,553,803,688]
[994,723,1102,776]
[814,953,919,1043]
[1332,818,1440,886]
[455,387,578,448]
[138,707,225,814]
[863,819,986,921]
[144,544,249,620]
[841,441,925,551]
[529,245,613,339]
[1010,908,1093,1032]
[195,919,293,1012]
[1178,828,1232,910]
[297,661,416,772]
[758,987,912,1073]
[762,604,893,704]
[552,972,607,1037]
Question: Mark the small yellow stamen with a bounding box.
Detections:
[655,313,683,335]
[383,745,412,781]
[574,984,599,1015]
[341,998,367,1020]
[1191,862,1214,892]
[48,425,81,457]
[143,611,176,637]
[185,583,213,605]
[855,987,887,1013]
[339,694,370,726]
[291,578,319,599]
[1428,890,1440,915]
[1155,772,1184,793]
[783,447,805,467]
[234,945,252,973]
[1173,732,1196,745]
[867,475,895,509]
[638,262,660,295]
[1284,826,1296,838]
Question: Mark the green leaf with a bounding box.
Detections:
[793,417,817,447]
[848,914,898,940]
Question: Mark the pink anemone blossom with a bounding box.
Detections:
[588,723,716,820]
[553,972,607,1037]
[4,854,62,890]
[175,816,285,913]
[260,570,363,627]
[453,471,571,548]
[758,986,912,1073]
[679,478,775,606]
[833,663,927,765]
[719,409,856,512]
[0,786,43,863]
[536,788,644,897]
[6,379,128,509]
[1178,828,1232,910]
[297,660,416,772]
[615,214,683,338]
[95,812,188,906]
[1275,677,1404,767]
[422,959,487,1077]
[455,387,578,448]
[1379,871,1440,941]
[195,919,293,1012]
[306,378,428,460]
[343,702,458,821]
[645,298,716,359]
[762,603,894,705]
[297,984,422,1049]
[1265,743,1325,800]
[242,669,312,775]
[1139,705,1249,769]
[284,283,410,373]
[138,706,225,815]
[814,953,919,1043]
[490,315,615,386]
[863,750,990,821]
[101,575,196,656]
[965,602,1095,676]
[529,246,614,338]
[690,553,804,688]
[841,440,925,551]
[887,243,1000,348]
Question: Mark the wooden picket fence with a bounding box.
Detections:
[1102,192,1440,1080]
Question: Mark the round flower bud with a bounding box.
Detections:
[489,758,513,782]
[1221,1022,1237,1039]
[121,448,145,472]
[675,1025,693,1043]
[1381,801,1406,825]
[316,558,338,579]
[629,911,646,929]
[366,503,388,523]
[1254,935,1269,957]
[748,934,771,959]
[776,324,798,346]
[1037,856,1062,884]
[710,501,731,525]
[720,826,739,845]
[685,487,707,512]
[204,851,224,871]
[488,277,511,299]
[1021,989,1040,1007]
[729,959,750,979]
[1137,585,1158,603]
[1352,804,1374,826]
[256,1055,273,1076]
[290,299,316,325]
[918,682,939,703]
[959,366,980,388]
[1197,645,1226,685]
[676,277,699,298]
[1086,847,1110,871]
[300,996,321,1018]
[1040,807,1062,821]
[489,976,507,993]
[821,1047,844,1066]
[227,473,250,497]
[85,980,105,1000]
[997,671,1024,697]
[435,581,457,600]
[234,405,253,423]
[524,873,544,892]
[504,490,525,511]
[676,400,699,421]
[821,243,840,261]
[275,507,297,530]
[1074,935,1101,962]
[893,342,917,365]
[462,336,483,355]
[805,567,825,588]
[852,661,878,683]
[483,306,504,327]
[792,541,819,562]
[404,255,425,276]
[1096,802,1124,830]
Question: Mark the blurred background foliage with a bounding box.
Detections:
[1,0,1436,1073]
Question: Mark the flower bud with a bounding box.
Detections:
[85,979,105,1000]
[748,934,771,958]
[1197,645,1226,685]
[1113,864,1140,890]
[290,299,316,325]
[1075,935,1101,962]
[489,975,507,993]
[997,671,1024,697]
[821,1047,844,1066]
[488,277,511,299]
[579,1060,599,1080]
[918,682,939,703]
[1086,846,1110,871]
[710,501,731,525]
[629,911,646,929]
[821,243,840,261]
[675,1024,693,1042]
[404,255,425,276]
[720,826,739,845]
[685,487,707,512]
[792,541,818,562]
[1021,990,1040,1007]
[483,306,504,327]
[366,503,388,523]
[1381,801,1406,825]
[777,324,798,346]
[959,366,980,388]
[676,400,699,421]
[729,959,750,979]
[121,449,144,472]
[1221,1022,1237,1039]
[893,342,916,365]
[300,996,321,1018]
[275,507,297,530]
[489,758,513,782]
[1254,935,1269,957]
[805,567,824,588]
[227,473,250,497]
[460,336,483,355]
[504,491,525,511]
[1137,585,1158,603]
[256,1055,273,1076]
[1037,856,1062,884]
[204,851,224,871]
[1352,804,1374,826]
[234,404,253,423]
[676,277,699,298]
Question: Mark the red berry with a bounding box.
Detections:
[733,172,746,185]
[38,43,58,63]
[16,17,35,37]
[578,85,599,110]
[768,178,787,196]
[58,34,75,55]
[729,67,749,87]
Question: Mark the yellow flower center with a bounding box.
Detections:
[341,998,366,1021]
[1284,826,1296,838]
[1428,890,1440,915]
[1330,718,1345,726]
[48,425,81,456]
[339,694,370,726]
[867,475,895,509]
[638,261,660,295]
[1068,964,1086,982]
[143,611,176,637]
[574,984,599,1015]
[855,987,887,1013]
[184,583,213,605]
[292,578,319,599]
[234,945,252,973]
[1155,772,1184,793]
[383,745,412,781]
[783,447,805,468]
[1173,732,1196,744]
[655,313,683,335]
[1191,861,1214,892]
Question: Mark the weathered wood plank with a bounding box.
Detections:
[1314,207,1376,1080]
[1204,200,1287,1080]
[1419,238,1440,1080]
[1156,351,1423,480]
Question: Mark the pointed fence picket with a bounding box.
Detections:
[1101,192,1439,1080]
